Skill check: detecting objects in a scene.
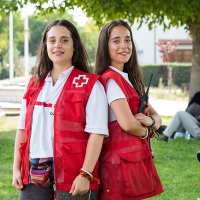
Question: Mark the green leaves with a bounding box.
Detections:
[0,12,24,68]
[0,0,200,30]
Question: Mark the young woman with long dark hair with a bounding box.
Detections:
[95,20,164,200]
[12,19,108,200]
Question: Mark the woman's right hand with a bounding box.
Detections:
[12,169,23,190]
[69,174,90,196]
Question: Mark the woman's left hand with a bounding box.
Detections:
[69,174,90,196]
[134,113,153,127]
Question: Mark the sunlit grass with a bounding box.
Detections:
[0,116,19,199]
[151,137,200,200]
[161,116,172,126]
[1,113,199,200]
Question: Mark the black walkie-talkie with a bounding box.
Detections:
[138,74,153,113]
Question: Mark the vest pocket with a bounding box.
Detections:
[19,141,28,178]
[119,150,154,196]
[65,92,86,102]
[60,92,86,122]
[19,141,27,160]
[61,142,87,183]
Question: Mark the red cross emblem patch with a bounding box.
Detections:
[73,75,89,88]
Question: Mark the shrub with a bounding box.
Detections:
[0,66,9,79]
[141,63,191,88]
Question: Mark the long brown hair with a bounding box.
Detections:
[34,19,90,82]
[94,20,145,95]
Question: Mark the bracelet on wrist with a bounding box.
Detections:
[147,126,156,138]
[140,128,149,139]
[80,168,100,184]
[80,168,93,178]
[147,115,156,138]
[148,115,155,128]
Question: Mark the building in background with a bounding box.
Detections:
[158,39,192,63]
[131,23,191,64]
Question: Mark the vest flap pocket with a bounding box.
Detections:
[19,141,27,155]
[65,93,85,102]
[62,142,87,153]
[119,150,154,196]
[61,142,87,183]
[19,141,27,162]
[119,150,151,163]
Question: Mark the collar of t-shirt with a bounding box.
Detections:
[109,66,133,87]
[45,66,74,82]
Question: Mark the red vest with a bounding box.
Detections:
[98,68,164,200]
[19,68,100,191]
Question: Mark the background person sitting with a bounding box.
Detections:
[158,91,200,141]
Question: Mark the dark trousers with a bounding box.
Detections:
[18,183,98,200]
[18,183,54,200]
[56,190,98,200]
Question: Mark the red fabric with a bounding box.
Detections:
[35,101,52,107]
[20,68,100,191]
[98,68,164,200]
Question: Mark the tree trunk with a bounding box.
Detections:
[189,19,200,99]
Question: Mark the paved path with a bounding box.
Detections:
[0,101,21,117]
[0,77,188,117]
[149,97,187,116]
[0,98,188,117]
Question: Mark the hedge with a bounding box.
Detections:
[0,66,9,79]
[0,66,24,80]
[0,63,192,89]
[141,63,191,88]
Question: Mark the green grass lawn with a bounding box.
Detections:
[0,115,200,200]
[151,136,200,200]
[0,116,20,199]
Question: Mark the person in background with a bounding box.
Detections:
[12,19,108,200]
[158,91,200,141]
[95,19,164,200]
[196,152,200,163]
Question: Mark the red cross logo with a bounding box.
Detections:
[73,75,89,87]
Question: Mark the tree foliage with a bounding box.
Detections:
[28,12,99,63]
[0,8,99,66]
[0,12,23,67]
[77,21,99,64]
[28,12,75,56]
[1,0,200,98]
[1,0,199,30]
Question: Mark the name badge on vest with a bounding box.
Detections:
[73,75,89,88]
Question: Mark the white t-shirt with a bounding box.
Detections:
[18,66,109,158]
[106,66,133,122]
